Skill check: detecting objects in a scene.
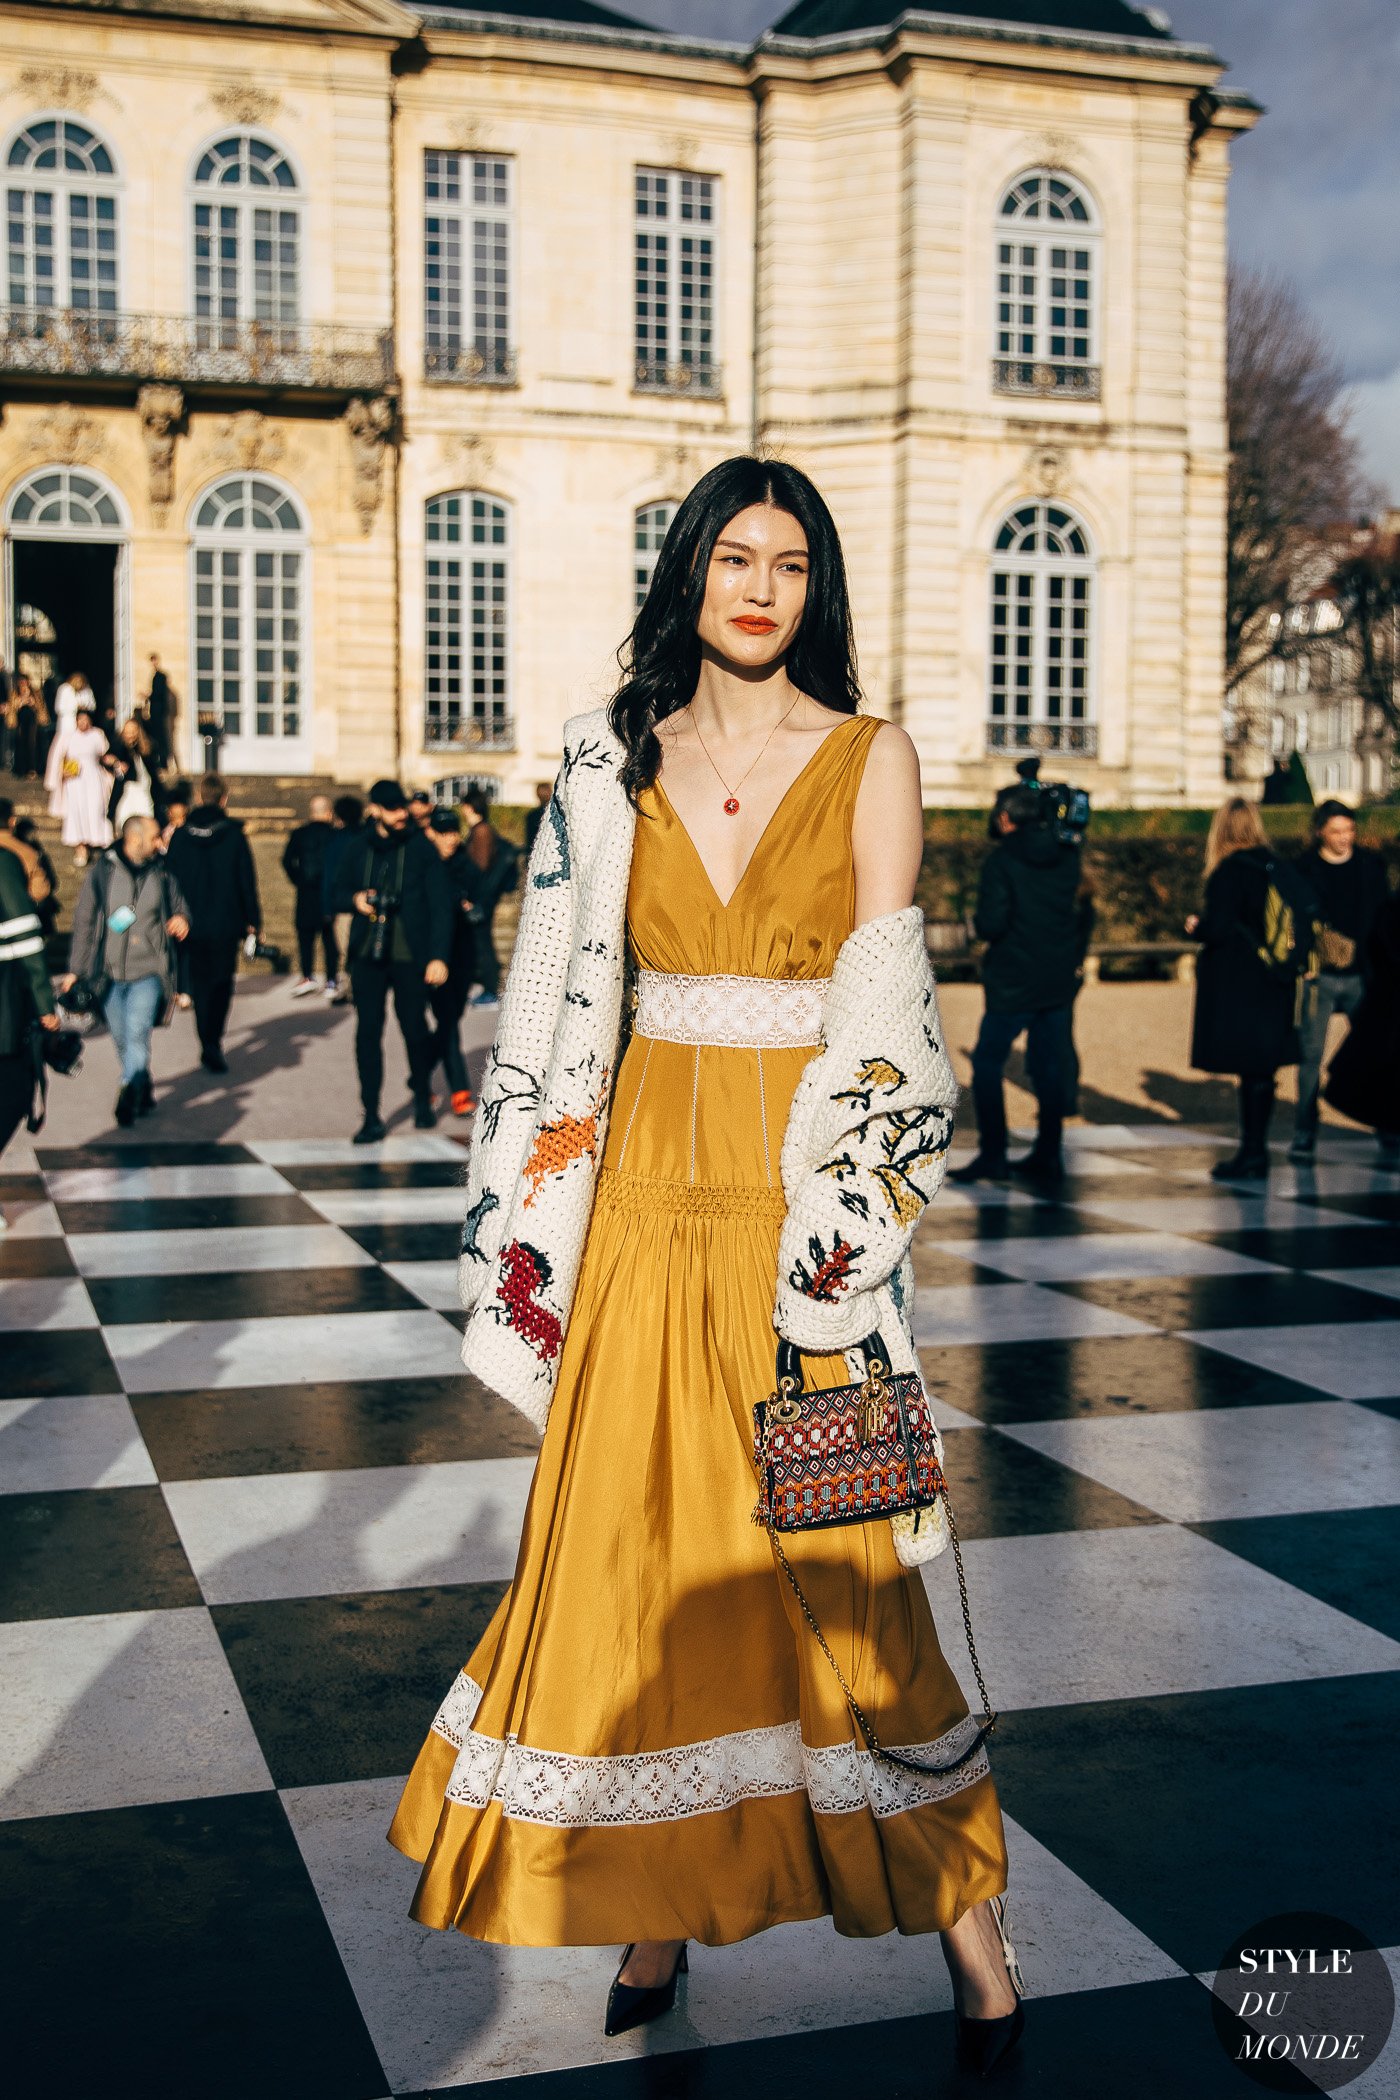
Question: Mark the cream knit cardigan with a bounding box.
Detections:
[457,706,961,1566]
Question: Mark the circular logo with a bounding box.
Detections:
[1211,1912,1395,2091]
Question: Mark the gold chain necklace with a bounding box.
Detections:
[690,693,802,815]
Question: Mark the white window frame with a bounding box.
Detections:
[188,131,303,346]
[3,464,132,720]
[188,472,310,774]
[423,491,513,753]
[423,150,515,384]
[5,112,121,317]
[994,169,1101,397]
[633,499,677,611]
[987,502,1096,756]
[634,166,719,395]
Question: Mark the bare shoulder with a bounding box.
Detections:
[856,718,922,804]
[851,718,923,915]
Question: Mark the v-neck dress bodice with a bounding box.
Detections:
[389,706,1010,1951]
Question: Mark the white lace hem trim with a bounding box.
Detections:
[429,1670,990,1826]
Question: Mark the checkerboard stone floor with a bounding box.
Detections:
[3,1120,1400,2099]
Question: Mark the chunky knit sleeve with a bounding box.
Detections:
[458,769,575,1312]
[773,906,958,1352]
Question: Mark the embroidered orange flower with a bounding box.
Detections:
[521,1074,610,1207]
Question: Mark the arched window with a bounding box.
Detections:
[6,117,119,320]
[634,500,676,611]
[7,465,123,532]
[191,475,307,751]
[994,170,1099,399]
[424,492,511,750]
[191,133,300,347]
[988,503,1095,755]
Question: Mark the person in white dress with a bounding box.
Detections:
[45,670,94,815]
[47,705,113,861]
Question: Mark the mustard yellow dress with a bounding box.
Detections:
[388,711,1011,1945]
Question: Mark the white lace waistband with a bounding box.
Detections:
[633,968,829,1048]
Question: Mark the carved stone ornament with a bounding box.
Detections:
[210,410,285,473]
[27,402,103,467]
[667,134,700,169]
[449,431,496,475]
[138,385,184,521]
[345,393,397,534]
[1031,131,1080,171]
[1028,446,1068,498]
[210,85,281,127]
[17,67,103,113]
[654,442,695,487]
[447,116,487,154]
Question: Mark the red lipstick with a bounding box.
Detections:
[733,616,778,633]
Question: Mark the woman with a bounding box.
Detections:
[46,704,113,864]
[388,458,1026,2078]
[1187,798,1302,1180]
[107,718,157,833]
[9,673,45,779]
[1322,888,1400,1171]
[424,805,478,1115]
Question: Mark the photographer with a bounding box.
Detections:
[164,774,260,1074]
[950,771,1094,1189]
[334,779,453,1143]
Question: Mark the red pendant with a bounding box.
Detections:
[723,796,740,815]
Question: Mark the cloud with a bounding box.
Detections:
[1347,369,1400,509]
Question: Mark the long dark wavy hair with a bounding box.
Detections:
[608,455,862,804]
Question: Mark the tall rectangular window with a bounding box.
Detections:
[635,167,717,395]
[424,152,514,383]
[425,493,512,749]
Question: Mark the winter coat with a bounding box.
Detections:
[1297,845,1390,980]
[0,846,54,1057]
[1322,895,1400,1134]
[455,706,962,1569]
[974,824,1094,1013]
[282,820,335,913]
[68,848,190,999]
[331,824,454,970]
[1190,844,1302,1075]
[165,804,261,943]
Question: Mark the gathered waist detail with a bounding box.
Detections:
[634,968,829,1049]
[595,1167,787,1221]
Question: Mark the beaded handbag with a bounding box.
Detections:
[752,1333,997,1778]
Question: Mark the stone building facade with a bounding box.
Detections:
[0,0,1256,804]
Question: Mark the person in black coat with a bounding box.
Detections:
[1290,799,1392,1158]
[1188,799,1308,1181]
[949,781,1094,1186]
[282,794,339,995]
[1322,893,1400,1170]
[163,774,261,1073]
[460,788,520,1005]
[330,779,453,1143]
[424,806,479,1116]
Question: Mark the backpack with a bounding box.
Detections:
[1256,858,1316,981]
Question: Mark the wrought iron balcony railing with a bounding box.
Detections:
[987,719,1098,758]
[424,713,516,755]
[0,305,394,394]
[992,358,1102,402]
[423,341,518,386]
[634,356,722,398]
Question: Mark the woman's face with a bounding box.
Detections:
[76,707,93,729]
[694,503,810,670]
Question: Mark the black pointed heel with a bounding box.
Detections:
[603,1942,688,2038]
[954,1893,1027,2081]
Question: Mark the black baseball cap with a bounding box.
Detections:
[368,779,407,810]
[428,807,461,835]
[407,789,432,807]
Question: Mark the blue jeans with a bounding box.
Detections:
[104,975,164,1086]
[970,1003,1077,1161]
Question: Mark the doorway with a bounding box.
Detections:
[11,537,119,725]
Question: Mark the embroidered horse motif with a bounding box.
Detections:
[461,1189,500,1264]
[493,1240,563,1363]
[520,1074,610,1207]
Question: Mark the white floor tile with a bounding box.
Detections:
[299,1189,469,1226]
[910,1281,1157,1347]
[44,1163,290,1203]
[67,1223,374,1278]
[0,1199,61,1237]
[1309,1267,1400,1303]
[0,1275,97,1330]
[1067,1124,1232,1150]
[0,1608,273,1819]
[247,1136,468,1164]
[920,1525,1400,1713]
[937,1232,1284,1284]
[0,1394,157,1492]
[1000,1400,1400,1522]
[1069,1193,1375,1235]
[1182,1321,1400,1401]
[932,1183,1039,1213]
[382,1261,462,1310]
[282,1780,1179,2091]
[1265,1164,1400,1199]
[104,1306,465,1393]
[163,1456,536,1603]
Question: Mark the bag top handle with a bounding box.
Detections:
[775,1332,888,1394]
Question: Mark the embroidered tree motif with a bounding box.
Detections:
[871,1107,955,1227]
[493,1240,563,1362]
[520,1073,610,1207]
[563,735,610,778]
[832,1058,907,1114]
[790,1230,865,1302]
[477,1058,542,1141]
[461,1189,500,1264]
[816,1150,860,1183]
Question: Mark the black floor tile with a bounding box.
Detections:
[132,1373,539,1480]
[921,1203,1134,1245]
[1356,1394,1400,1424]
[341,1220,462,1263]
[940,1425,1164,1538]
[88,1263,422,1325]
[919,1333,1330,1424]
[1050,1271,1396,1332]
[1188,1506,1400,1643]
[0,1325,118,1398]
[1185,1224,1400,1269]
[278,1159,466,1191]
[37,1140,259,1167]
[0,1171,44,1201]
[1299,1191,1400,1224]
[412,1975,1272,2100]
[989,1671,1400,1974]
[0,1235,75,1277]
[0,1486,202,1618]
[54,1191,324,1234]
[0,1792,387,2098]
[212,1581,507,1787]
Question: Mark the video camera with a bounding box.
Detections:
[990,755,1091,847]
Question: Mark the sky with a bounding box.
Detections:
[622,0,1400,502]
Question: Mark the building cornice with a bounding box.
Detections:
[6,0,420,40]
